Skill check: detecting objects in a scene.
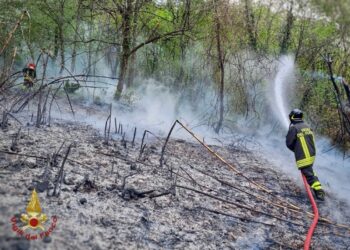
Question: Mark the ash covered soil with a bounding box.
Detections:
[0,103,350,250]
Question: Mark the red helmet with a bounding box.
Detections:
[28,63,36,70]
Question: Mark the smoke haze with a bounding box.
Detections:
[33,53,350,210]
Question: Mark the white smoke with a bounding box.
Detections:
[31,52,350,210]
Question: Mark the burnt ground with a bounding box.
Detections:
[0,101,350,250]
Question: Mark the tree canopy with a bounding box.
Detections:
[1,0,350,148]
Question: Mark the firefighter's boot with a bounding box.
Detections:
[311,181,325,201]
[313,189,325,201]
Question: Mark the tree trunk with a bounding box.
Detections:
[87,1,94,75]
[342,79,350,105]
[116,2,132,99]
[279,1,294,54]
[58,0,65,73]
[59,25,65,73]
[71,0,82,72]
[116,47,130,99]
[294,19,306,61]
[127,53,136,88]
[244,0,257,51]
[214,1,224,133]
[175,0,191,87]
[126,0,142,88]
[54,26,59,59]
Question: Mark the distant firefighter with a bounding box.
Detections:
[286,109,325,201]
[22,63,36,87]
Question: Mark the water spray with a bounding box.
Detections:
[271,55,295,129]
[271,56,319,249]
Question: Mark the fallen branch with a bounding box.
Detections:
[187,163,303,216]
[168,164,308,231]
[175,184,305,227]
[198,206,275,227]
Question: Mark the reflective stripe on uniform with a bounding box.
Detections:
[299,135,310,158]
[311,181,322,190]
[296,135,313,168]
[24,76,32,81]
[296,156,315,168]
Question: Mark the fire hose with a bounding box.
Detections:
[301,173,319,250]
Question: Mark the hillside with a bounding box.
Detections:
[0,100,349,250]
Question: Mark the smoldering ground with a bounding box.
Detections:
[1,108,350,249]
[1,52,349,249]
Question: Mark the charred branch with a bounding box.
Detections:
[132,127,137,147]
[104,104,112,145]
[10,127,21,152]
[52,144,73,197]
[325,56,350,137]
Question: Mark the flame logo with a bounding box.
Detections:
[20,189,47,231]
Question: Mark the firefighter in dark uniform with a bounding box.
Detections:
[22,63,36,87]
[286,109,325,201]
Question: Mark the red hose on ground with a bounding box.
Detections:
[301,173,319,250]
